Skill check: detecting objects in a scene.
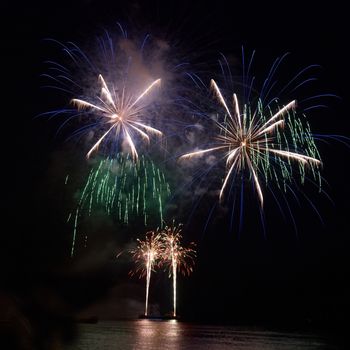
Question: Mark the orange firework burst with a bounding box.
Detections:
[129,230,163,316]
[161,223,196,317]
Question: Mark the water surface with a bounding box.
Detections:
[66,320,341,349]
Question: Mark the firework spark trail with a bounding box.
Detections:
[161,223,196,317]
[130,231,163,316]
[180,79,322,207]
[68,154,171,256]
[72,75,162,159]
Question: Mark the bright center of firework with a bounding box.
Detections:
[241,140,246,147]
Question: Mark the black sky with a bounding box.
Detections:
[1,0,350,348]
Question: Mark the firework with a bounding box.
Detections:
[161,223,196,317]
[69,154,171,256]
[180,79,321,208]
[42,27,178,160]
[72,75,162,160]
[130,230,163,316]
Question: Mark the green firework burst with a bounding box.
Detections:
[68,154,171,256]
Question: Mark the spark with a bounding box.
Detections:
[72,75,162,159]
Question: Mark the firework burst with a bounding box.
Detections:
[180,78,322,210]
[72,75,162,160]
[42,26,178,160]
[161,223,196,317]
[180,67,321,230]
[130,230,163,316]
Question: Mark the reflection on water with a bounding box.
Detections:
[66,320,340,350]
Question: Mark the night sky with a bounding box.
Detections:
[1,0,350,348]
